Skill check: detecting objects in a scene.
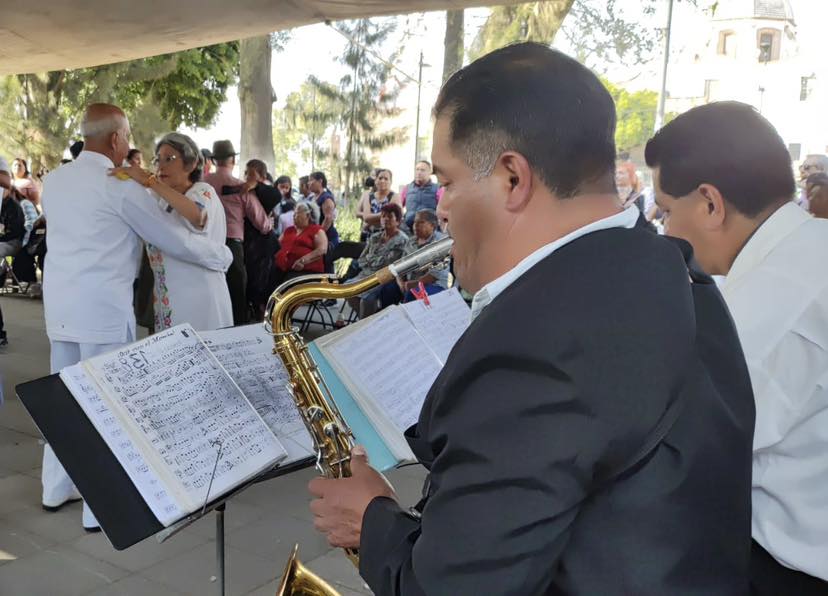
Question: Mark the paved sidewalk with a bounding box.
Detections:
[0,296,426,595]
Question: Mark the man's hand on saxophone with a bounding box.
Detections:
[308,446,397,549]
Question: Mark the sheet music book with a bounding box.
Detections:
[312,288,471,467]
[60,324,314,527]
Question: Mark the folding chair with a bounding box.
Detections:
[294,241,365,333]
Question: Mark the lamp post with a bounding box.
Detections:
[414,51,431,164]
[654,0,675,132]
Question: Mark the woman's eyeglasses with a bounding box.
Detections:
[152,155,179,166]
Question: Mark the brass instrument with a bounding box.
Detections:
[265,237,453,596]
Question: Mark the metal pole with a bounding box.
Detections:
[654,0,675,131]
[216,504,225,596]
[415,51,424,164]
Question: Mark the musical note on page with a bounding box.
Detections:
[200,325,315,463]
[401,288,471,363]
[60,364,184,526]
[320,307,443,435]
[83,324,287,512]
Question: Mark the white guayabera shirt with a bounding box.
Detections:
[721,202,828,581]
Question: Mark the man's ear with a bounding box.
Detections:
[697,183,727,230]
[497,151,533,212]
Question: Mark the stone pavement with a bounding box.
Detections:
[0,295,427,596]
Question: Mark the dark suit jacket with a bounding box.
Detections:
[359,221,755,595]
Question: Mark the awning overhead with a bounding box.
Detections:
[0,1,522,75]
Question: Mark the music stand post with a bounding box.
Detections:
[16,373,315,595]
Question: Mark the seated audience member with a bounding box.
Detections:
[11,188,43,284]
[347,203,407,319]
[112,132,233,332]
[379,208,448,308]
[12,158,41,210]
[805,172,828,219]
[646,101,828,595]
[357,169,402,241]
[270,202,328,290]
[0,183,25,258]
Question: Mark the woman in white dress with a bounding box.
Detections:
[111,132,233,332]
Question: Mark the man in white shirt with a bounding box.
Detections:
[40,103,232,531]
[647,101,828,594]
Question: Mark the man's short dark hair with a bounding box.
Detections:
[310,171,327,188]
[645,101,795,218]
[416,160,431,169]
[433,42,616,198]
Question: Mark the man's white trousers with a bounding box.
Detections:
[43,337,129,529]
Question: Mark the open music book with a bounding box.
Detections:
[60,324,315,527]
[310,288,471,470]
[58,289,470,527]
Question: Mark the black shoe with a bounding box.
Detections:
[83,525,102,533]
[0,335,7,347]
[42,497,82,513]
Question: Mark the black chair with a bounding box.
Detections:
[294,241,365,333]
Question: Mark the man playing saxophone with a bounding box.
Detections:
[308,43,755,595]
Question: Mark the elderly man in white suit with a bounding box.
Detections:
[40,103,232,531]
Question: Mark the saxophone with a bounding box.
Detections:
[265,236,453,596]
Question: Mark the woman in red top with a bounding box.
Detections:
[271,202,328,290]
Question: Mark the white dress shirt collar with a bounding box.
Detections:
[470,206,640,320]
[75,150,116,169]
[723,202,811,292]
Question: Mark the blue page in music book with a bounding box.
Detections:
[307,342,399,472]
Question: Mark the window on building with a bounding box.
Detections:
[757,29,781,62]
[788,143,802,161]
[717,31,736,57]
[800,76,814,101]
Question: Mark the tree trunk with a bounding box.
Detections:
[238,36,275,174]
[442,10,465,84]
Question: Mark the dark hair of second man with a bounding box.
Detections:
[645,101,796,218]
[433,42,617,198]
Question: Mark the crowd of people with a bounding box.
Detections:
[0,39,826,596]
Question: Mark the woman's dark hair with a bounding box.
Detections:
[246,159,268,181]
[434,42,616,198]
[310,171,327,188]
[645,101,796,217]
[364,176,375,190]
[275,175,293,200]
[13,158,29,177]
[265,172,274,183]
[127,148,142,161]
[380,202,403,223]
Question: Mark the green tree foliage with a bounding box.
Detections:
[0,43,238,170]
[322,18,407,199]
[602,78,658,151]
[273,77,344,179]
[468,1,576,61]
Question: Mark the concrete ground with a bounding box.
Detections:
[0,295,427,596]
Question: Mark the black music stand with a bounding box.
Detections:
[17,374,315,596]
